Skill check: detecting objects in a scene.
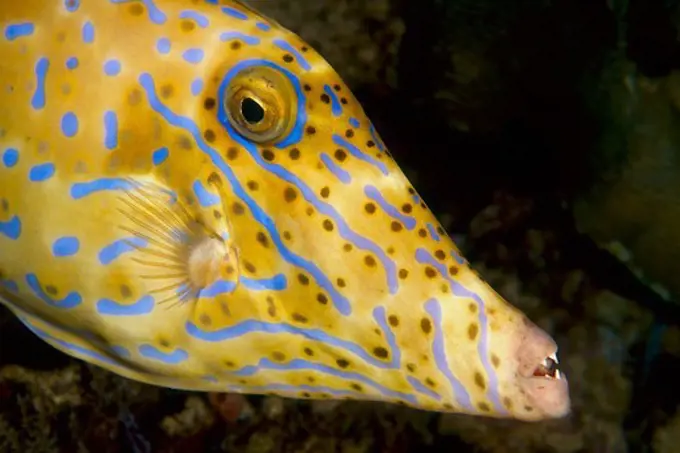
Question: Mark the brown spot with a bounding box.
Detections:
[398,269,408,279]
[128,89,142,105]
[128,1,144,14]
[306,126,316,135]
[402,203,413,213]
[468,303,477,313]
[262,149,275,161]
[343,243,352,252]
[45,285,58,296]
[443,403,453,410]
[333,84,341,91]
[199,313,212,326]
[256,232,269,248]
[391,221,403,232]
[292,313,308,323]
[334,149,347,161]
[283,231,292,241]
[524,405,534,412]
[303,84,311,92]
[203,129,216,142]
[345,129,354,138]
[303,347,314,356]
[387,247,395,255]
[307,376,315,383]
[364,203,376,214]
[316,293,328,305]
[350,383,363,392]
[247,180,259,191]
[289,148,300,160]
[420,317,432,334]
[180,20,195,32]
[449,266,459,276]
[424,267,437,278]
[120,285,132,298]
[364,255,376,267]
[272,351,285,361]
[425,378,436,387]
[305,207,313,216]
[491,354,500,368]
[434,250,446,260]
[160,84,174,99]
[340,97,348,105]
[243,261,256,273]
[298,273,309,285]
[388,315,399,327]
[320,93,330,104]
[468,323,479,341]
[301,391,311,398]
[373,347,389,359]
[474,372,486,390]
[232,202,245,215]
[478,402,491,412]
[406,363,416,373]
[418,228,427,238]
[322,219,334,231]
[366,140,375,147]
[282,54,294,63]
[320,187,330,198]
[226,147,239,160]
[336,359,350,368]
[204,97,216,110]
[224,360,235,368]
[267,299,276,317]
[336,278,346,287]
[503,397,513,409]
[283,187,297,202]
[230,41,241,50]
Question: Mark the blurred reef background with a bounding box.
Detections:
[2,0,680,451]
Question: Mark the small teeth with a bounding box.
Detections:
[549,352,559,364]
[555,369,561,380]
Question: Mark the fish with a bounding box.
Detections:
[0,0,570,421]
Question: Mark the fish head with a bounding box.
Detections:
[178,2,570,422]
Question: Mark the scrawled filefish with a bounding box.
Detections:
[0,0,569,421]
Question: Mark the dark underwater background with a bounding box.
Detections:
[1,0,680,451]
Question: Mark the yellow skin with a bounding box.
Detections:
[0,0,569,421]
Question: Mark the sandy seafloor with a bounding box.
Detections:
[2,0,680,451]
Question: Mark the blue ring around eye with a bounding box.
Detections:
[217,59,306,148]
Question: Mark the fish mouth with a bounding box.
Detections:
[531,352,562,380]
[515,320,570,419]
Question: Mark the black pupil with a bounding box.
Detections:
[241,97,265,124]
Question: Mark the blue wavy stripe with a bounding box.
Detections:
[424,298,473,411]
[364,185,416,230]
[417,250,505,413]
[25,273,82,309]
[234,357,417,404]
[185,313,399,370]
[407,376,442,401]
[332,134,388,175]
[320,153,351,184]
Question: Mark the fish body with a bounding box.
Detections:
[0,0,569,421]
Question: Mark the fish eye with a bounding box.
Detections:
[224,65,296,144]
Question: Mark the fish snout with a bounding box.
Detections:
[513,318,571,419]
